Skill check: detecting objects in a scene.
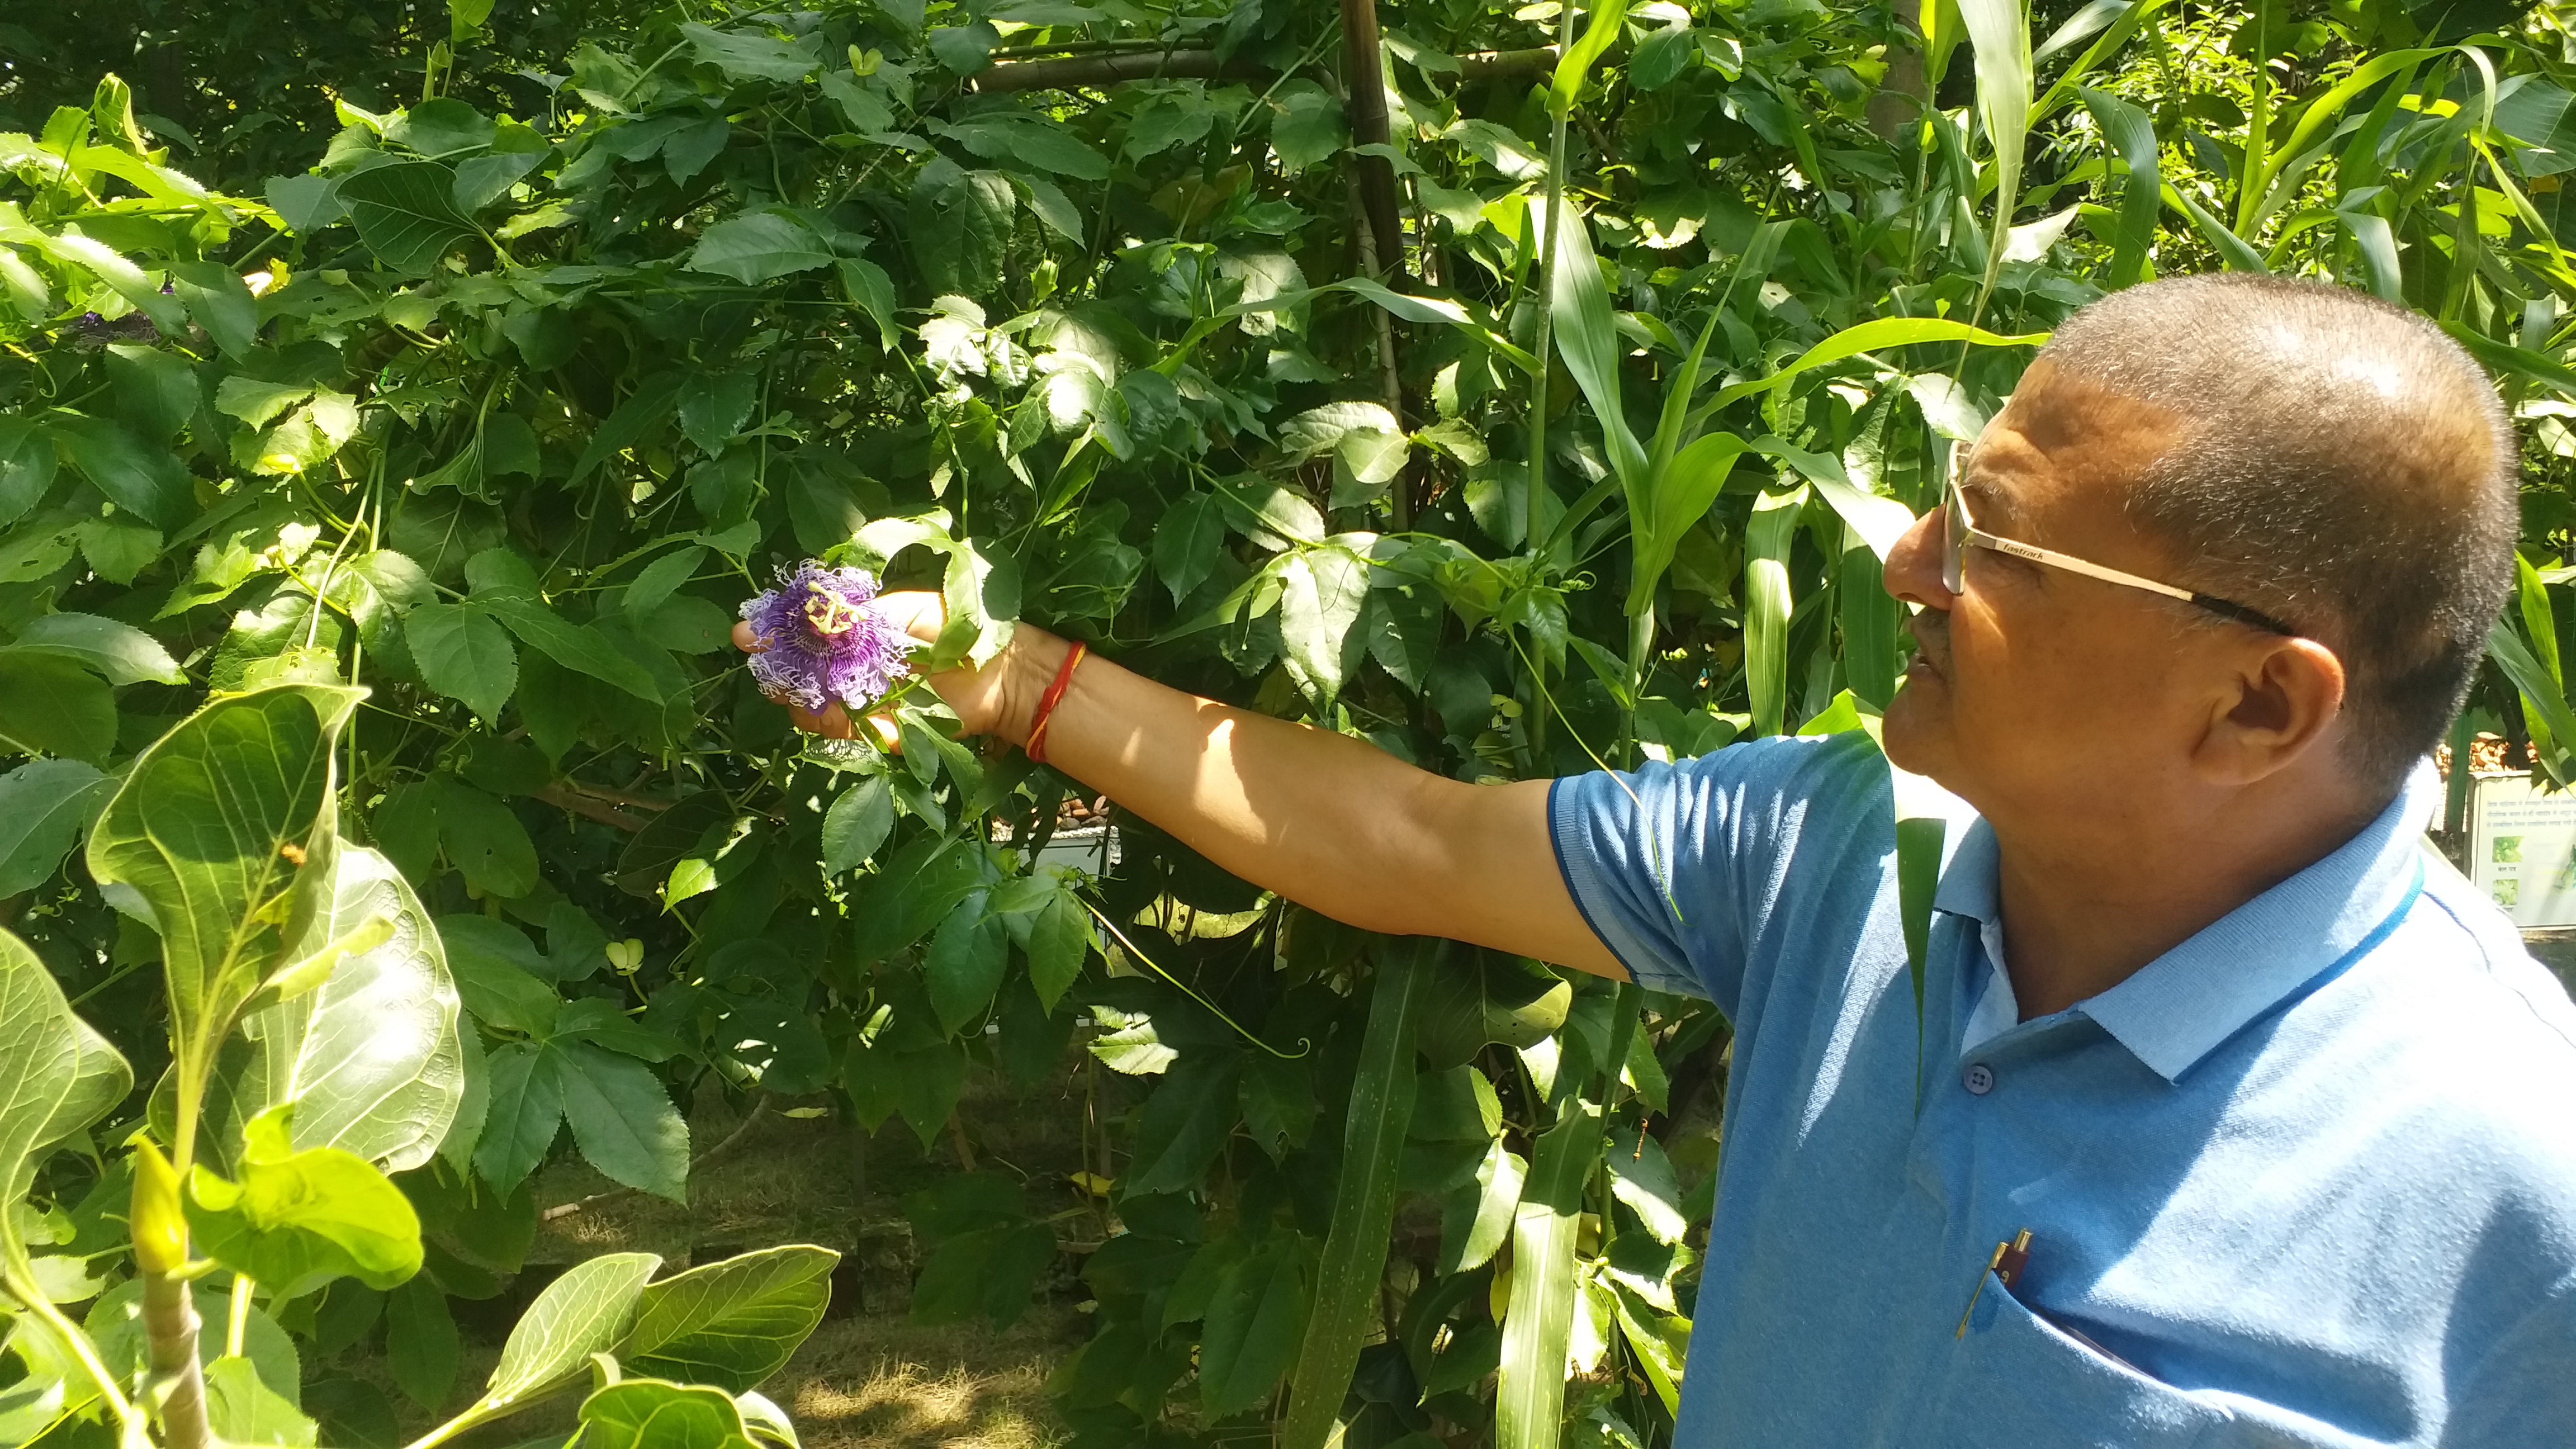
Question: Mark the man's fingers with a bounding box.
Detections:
[863,712,902,751]
[789,702,854,740]
[731,619,761,653]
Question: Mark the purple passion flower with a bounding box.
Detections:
[738,561,912,713]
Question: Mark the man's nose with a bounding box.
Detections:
[1883,505,1954,612]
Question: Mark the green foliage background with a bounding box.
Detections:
[8,0,2576,1446]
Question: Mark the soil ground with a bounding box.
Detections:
[357,1064,1106,1449]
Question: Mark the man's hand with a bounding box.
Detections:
[732,593,1624,979]
[730,589,1057,745]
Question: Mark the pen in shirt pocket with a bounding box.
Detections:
[1955,1228,2033,1338]
[1950,1229,2146,1373]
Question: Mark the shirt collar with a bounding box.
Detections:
[1928,763,2437,1083]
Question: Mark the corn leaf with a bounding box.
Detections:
[1280,942,1434,1449]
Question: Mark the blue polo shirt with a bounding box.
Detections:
[1551,733,2576,1446]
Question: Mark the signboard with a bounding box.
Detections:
[2468,774,2576,927]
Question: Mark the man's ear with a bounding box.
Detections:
[2196,636,2347,783]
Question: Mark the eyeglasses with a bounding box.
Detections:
[1943,439,2298,636]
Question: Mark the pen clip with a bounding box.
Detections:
[1953,1228,2035,1339]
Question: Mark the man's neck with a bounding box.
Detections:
[1986,779,2388,1020]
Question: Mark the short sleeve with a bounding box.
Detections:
[1548,732,1888,1019]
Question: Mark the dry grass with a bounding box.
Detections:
[786,1310,1082,1449]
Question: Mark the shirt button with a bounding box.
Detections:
[1962,1062,1996,1096]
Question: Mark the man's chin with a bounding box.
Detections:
[1878,683,1950,778]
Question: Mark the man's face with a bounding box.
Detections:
[1881,361,2223,823]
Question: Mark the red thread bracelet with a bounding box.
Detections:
[1023,640,1088,765]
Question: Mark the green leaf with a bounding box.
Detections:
[926,891,1009,1035]
[2077,87,2160,290]
[619,1244,839,1391]
[1154,493,1225,603]
[906,1218,1054,1326]
[680,22,823,81]
[1280,942,1433,1449]
[1548,0,1630,116]
[171,260,259,358]
[405,602,518,724]
[937,115,1108,180]
[438,914,559,1034]
[1267,80,1346,174]
[1125,1054,1241,1193]
[87,685,366,1078]
[837,258,899,349]
[1541,196,1646,489]
[40,229,186,336]
[205,1354,318,1448]
[558,1043,689,1201]
[0,759,108,897]
[1604,1124,1685,1246]
[820,776,894,876]
[471,1040,563,1194]
[186,1109,424,1298]
[337,162,478,275]
[206,844,461,1175]
[1437,1139,1523,1275]
[680,373,759,456]
[430,780,539,898]
[1022,890,1091,1014]
[1956,0,2033,306]
[11,611,186,684]
[1199,1234,1308,1418]
[475,594,661,703]
[1495,1101,1603,1449]
[622,547,706,623]
[385,1276,460,1410]
[1742,485,1807,738]
[1277,546,1369,705]
[686,212,837,285]
[580,1379,758,1449]
[0,929,132,1263]
[0,419,57,526]
[51,413,191,527]
[479,1251,662,1412]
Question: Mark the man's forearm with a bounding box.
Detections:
[991,629,1620,975]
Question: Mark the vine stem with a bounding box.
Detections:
[1081,901,1311,1059]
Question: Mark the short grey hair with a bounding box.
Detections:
[2038,273,2518,792]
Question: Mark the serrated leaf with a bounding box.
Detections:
[403,602,516,724]
[820,776,894,876]
[558,1043,689,1201]
[686,212,836,285]
[1023,891,1090,1014]
[13,611,185,684]
[926,891,1008,1035]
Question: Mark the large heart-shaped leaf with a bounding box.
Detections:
[618,1245,839,1391]
[202,843,462,1176]
[337,162,479,275]
[0,930,133,1264]
[86,685,365,1095]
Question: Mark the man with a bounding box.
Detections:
[744,274,2576,1443]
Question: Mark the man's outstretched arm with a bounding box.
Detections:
[736,598,1626,979]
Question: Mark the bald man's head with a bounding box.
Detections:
[2035,273,2519,788]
